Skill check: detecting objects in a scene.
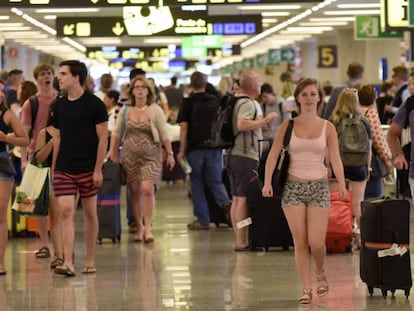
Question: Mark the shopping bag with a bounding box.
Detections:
[12,163,49,216]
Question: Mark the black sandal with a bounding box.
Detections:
[50,257,64,269]
[35,246,50,259]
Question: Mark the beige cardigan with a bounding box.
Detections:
[113,103,169,143]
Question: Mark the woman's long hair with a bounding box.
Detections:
[330,88,362,126]
[19,81,38,106]
[0,79,8,113]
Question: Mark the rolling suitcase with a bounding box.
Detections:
[360,199,412,298]
[246,175,293,251]
[205,169,231,227]
[97,161,122,243]
[326,186,353,254]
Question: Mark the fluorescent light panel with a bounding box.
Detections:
[299,21,348,26]
[324,10,380,15]
[262,18,278,23]
[310,17,355,22]
[0,16,10,20]
[0,26,32,31]
[35,8,100,13]
[238,5,301,10]
[261,12,291,17]
[337,3,381,9]
[43,15,57,20]
[144,38,182,44]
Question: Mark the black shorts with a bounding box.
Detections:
[227,155,258,196]
[344,165,368,182]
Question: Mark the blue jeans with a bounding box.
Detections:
[187,149,230,225]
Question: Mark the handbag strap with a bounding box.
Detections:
[282,119,294,148]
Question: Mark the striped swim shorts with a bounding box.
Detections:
[53,171,98,198]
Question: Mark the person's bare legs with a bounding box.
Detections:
[139,181,155,240]
[349,180,367,247]
[130,181,143,240]
[55,195,76,272]
[0,180,14,272]
[307,207,330,274]
[49,194,63,260]
[283,205,310,290]
[35,217,49,255]
[231,196,248,248]
[81,195,98,269]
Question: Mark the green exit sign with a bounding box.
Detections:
[355,15,403,40]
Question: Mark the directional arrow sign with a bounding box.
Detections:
[112,22,124,36]
[63,24,75,36]
[268,49,281,65]
[281,48,295,62]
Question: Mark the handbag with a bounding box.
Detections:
[12,162,49,216]
[0,155,17,176]
[371,149,390,178]
[272,119,294,197]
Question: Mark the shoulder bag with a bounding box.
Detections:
[272,119,294,197]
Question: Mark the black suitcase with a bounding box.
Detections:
[247,175,293,251]
[97,161,122,243]
[205,169,231,227]
[360,199,412,298]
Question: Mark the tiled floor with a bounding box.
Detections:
[2,181,414,310]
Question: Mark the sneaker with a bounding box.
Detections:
[187,220,210,230]
[222,202,232,227]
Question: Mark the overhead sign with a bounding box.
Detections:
[355,15,403,39]
[0,0,320,7]
[87,46,176,60]
[317,45,337,68]
[56,10,262,37]
[381,0,409,30]
[268,48,294,65]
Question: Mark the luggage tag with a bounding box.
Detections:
[377,243,408,258]
[236,217,252,229]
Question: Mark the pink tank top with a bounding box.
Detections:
[288,120,327,180]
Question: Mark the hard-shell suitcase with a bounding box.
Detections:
[205,168,231,227]
[247,175,293,251]
[97,161,122,243]
[326,189,353,254]
[360,199,412,298]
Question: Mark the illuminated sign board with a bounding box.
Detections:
[0,0,319,7]
[86,46,175,60]
[381,0,410,30]
[56,9,262,37]
[109,59,211,72]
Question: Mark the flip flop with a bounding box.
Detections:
[54,265,76,277]
[81,266,97,274]
[35,246,50,259]
[234,246,250,252]
[0,270,6,276]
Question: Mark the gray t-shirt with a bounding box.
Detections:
[392,100,414,178]
[230,97,263,161]
[262,96,290,140]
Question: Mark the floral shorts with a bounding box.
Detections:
[282,178,330,208]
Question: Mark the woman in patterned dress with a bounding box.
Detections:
[110,77,175,243]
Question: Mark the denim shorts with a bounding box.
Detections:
[0,151,15,182]
[282,177,330,208]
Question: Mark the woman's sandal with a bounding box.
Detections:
[298,288,312,305]
[50,257,64,269]
[35,246,50,259]
[316,270,329,297]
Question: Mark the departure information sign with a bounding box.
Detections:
[0,0,318,7]
[56,10,262,37]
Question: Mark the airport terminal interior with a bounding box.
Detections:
[1,180,414,311]
[1,0,414,310]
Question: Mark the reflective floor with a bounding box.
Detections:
[2,181,414,310]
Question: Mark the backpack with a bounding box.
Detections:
[336,116,370,167]
[210,95,249,149]
[28,95,39,139]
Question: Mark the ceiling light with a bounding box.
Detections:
[337,3,381,9]
[299,21,348,26]
[0,16,10,20]
[261,12,291,17]
[43,15,57,20]
[324,10,380,15]
[144,38,182,44]
[310,17,355,22]
[0,27,32,31]
[1,31,48,38]
[79,38,122,45]
[238,5,301,10]
[35,8,100,13]
[262,18,278,23]
[0,23,25,27]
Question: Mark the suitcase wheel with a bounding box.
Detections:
[368,286,374,296]
[391,289,396,298]
[117,235,121,242]
[97,238,102,244]
[111,238,116,244]
[381,289,387,299]
[405,288,410,298]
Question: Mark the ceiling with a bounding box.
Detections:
[0,0,382,68]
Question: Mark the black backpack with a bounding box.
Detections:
[210,95,249,149]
